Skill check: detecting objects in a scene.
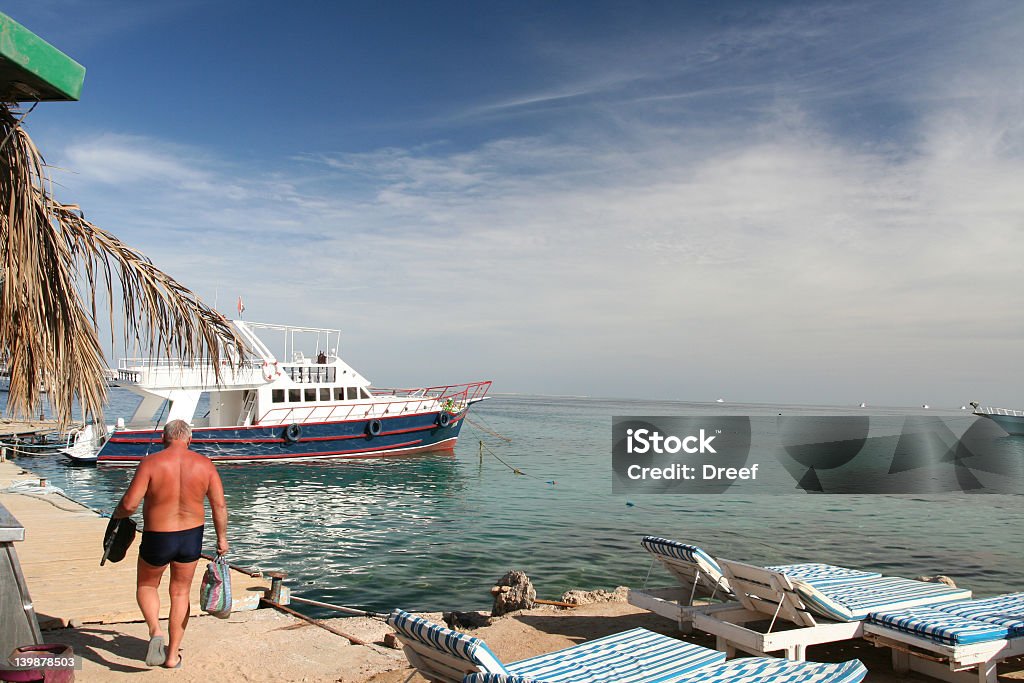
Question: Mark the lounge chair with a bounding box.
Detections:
[863,592,1024,683]
[386,608,868,683]
[629,537,971,661]
[703,558,971,661]
[628,536,883,633]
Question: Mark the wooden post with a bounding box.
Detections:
[479,440,483,464]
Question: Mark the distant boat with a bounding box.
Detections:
[715,398,725,403]
[63,320,491,465]
[859,402,867,408]
[971,403,1024,435]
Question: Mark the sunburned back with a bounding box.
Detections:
[142,447,212,532]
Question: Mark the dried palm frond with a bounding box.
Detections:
[0,102,244,427]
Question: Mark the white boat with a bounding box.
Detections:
[971,403,1024,435]
[63,320,490,465]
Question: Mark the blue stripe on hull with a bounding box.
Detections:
[96,411,466,465]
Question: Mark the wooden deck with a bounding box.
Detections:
[0,418,71,441]
[0,460,268,629]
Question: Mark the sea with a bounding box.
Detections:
[5,390,1024,616]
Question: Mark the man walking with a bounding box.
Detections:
[113,419,228,669]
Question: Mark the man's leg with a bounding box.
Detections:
[136,557,167,638]
[164,559,199,667]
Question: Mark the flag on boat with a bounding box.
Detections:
[237,296,245,317]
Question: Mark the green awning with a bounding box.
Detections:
[0,12,85,102]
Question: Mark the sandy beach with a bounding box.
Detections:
[42,596,1024,682]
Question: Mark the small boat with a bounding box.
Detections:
[62,320,490,465]
[970,403,1024,435]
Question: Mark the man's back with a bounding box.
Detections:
[140,445,215,532]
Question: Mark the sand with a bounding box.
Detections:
[43,598,1024,682]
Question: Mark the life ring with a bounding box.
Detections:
[262,361,281,382]
[437,412,452,428]
[367,419,383,436]
[283,423,302,443]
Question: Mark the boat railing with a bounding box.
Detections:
[372,381,492,402]
[116,357,264,383]
[977,406,1024,417]
[282,365,337,384]
[263,381,491,426]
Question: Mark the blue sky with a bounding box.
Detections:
[8,1,1024,406]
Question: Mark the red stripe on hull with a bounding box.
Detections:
[97,437,458,466]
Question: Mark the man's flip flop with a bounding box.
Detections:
[145,636,165,666]
[164,652,182,669]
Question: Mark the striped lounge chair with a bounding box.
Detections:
[863,592,1024,683]
[386,608,868,683]
[628,536,883,635]
[696,559,970,661]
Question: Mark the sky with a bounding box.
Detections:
[6,1,1024,406]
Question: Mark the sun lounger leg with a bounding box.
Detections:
[891,649,910,674]
[977,659,997,683]
[678,616,693,634]
[715,636,736,658]
[791,643,807,662]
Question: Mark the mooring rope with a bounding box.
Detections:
[464,414,512,443]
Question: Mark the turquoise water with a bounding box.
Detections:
[6,391,1024,615]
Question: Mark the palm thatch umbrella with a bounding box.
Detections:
[0,102,244,428]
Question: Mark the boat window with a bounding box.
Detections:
[334,388,344,401]
[319,388,330,401]
[359,388,371,399]
[272,389,285,403]
[346,387,358,401]
[288,389,301,402]
[304,388,317,402]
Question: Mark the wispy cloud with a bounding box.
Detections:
[38,1,1024,405]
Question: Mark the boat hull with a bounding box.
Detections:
[93,410,468,466]
[977,413,1024,436]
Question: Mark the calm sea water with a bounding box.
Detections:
[6,391,1024,615]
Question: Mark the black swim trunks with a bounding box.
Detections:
[139,525,204,566]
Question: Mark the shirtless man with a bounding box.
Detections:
[113,419,228,669]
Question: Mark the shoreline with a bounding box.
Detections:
[5,457,1024,681]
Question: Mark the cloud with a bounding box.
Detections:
[39,1,1024,406]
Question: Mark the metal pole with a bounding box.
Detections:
[289,595,379,617]
[260,598,368,646]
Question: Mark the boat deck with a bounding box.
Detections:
[0,460,268,629]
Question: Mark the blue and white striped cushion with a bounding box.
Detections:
[641,537,725,581]
[464,656,868,683]
[938,593,1024,636]
[505,627,725,683]
[767,563,881,588]
[387,609,508,674]
[794,577,971,621]
[675,657,867,683]
[867,607,1008,645]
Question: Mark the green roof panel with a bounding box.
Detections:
[0,12,85,102]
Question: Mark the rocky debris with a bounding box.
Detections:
[917,575,957,588]
[559,586,629,606]
[444,611,492,630]
[490,570,536,616]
